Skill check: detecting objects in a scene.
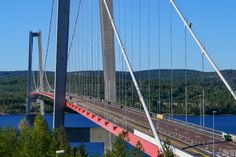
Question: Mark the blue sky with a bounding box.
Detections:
[0,0,235,71]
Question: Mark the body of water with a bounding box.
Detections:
[0,114,98,129]
[1,114,236,134]
[174,115,236,134]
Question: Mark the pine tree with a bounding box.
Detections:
[30,114,51,157]
[17,118,34,157]
[48,126,69,157]
[0,127,17,157]
[105,131,128,157]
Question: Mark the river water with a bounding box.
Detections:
[1,114,236,134]
[174,115,236,134]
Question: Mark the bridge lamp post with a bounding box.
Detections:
[212,110,217,157]
[157,100,160,114]
[56,150,64,157]
[168,91,171,118]
[199,94,202,126]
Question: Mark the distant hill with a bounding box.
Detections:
[1,69,236,81]
[0,69,236,114]
[0,71,27,78]
[70,69,236,81]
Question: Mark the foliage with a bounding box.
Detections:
[78,143,89,157]
[158,139,175,157]
[0,115,176,157]
[17,118,33,157]
[31,115,51,157]
[105,133,128,157]
[104,131,145,157]
[0,114,75,157]
[0,127,18,157]
[0,70,236,115]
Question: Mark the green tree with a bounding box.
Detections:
[30,114,51,157]
[0,115,80,157]
[17,118,33,157]
[158,139,175,157]
[78,143,89,157]
[0,127,18,157]
[105,131,128,157]
[48,126,69,157]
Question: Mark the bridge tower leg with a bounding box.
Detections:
[100,0,116,103]
[26,31,39,117]
[53,0,70,129]
[37,31,45,116]
[26,32,33,117]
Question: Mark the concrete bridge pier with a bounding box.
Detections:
[65,127,115,152]
[36,99,45,116]
[90,127,115,152]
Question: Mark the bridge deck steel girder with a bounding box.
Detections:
[31,91,160,157]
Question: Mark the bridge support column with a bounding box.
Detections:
[66,127,115,152]
[53,0,70,128]
[26,31,39,117]
[37,99,45,116]
[90,127,115,152]
[37,31,45,115]
[100,0,116,103]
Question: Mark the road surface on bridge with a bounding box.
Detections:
[69,95,236,157]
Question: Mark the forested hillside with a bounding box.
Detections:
[0,70,236,115]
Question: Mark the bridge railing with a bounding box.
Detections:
[68,95,198,157]
[68,94,231,139]
[70,95,137,134]
[164,116,225,137]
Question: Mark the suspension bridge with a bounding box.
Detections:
[27,0,236,156]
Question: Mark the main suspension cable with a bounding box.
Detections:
[97,0,101,99]
[102,0,163,149]
[68,0,82,58]
[158,0,161,114]
[170,3,173,117]
[184,26,188,122]
[85,0,88,96]
[202,50,205,126]
[131,0,134,107]
[148,0,151,112]
[90,0,94,97]
[44,0,55,91]
[118,0,121,104]
[170,0,236,101]
[32,70,40,91]
[124,0,127,129]
[139,0,142,109]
